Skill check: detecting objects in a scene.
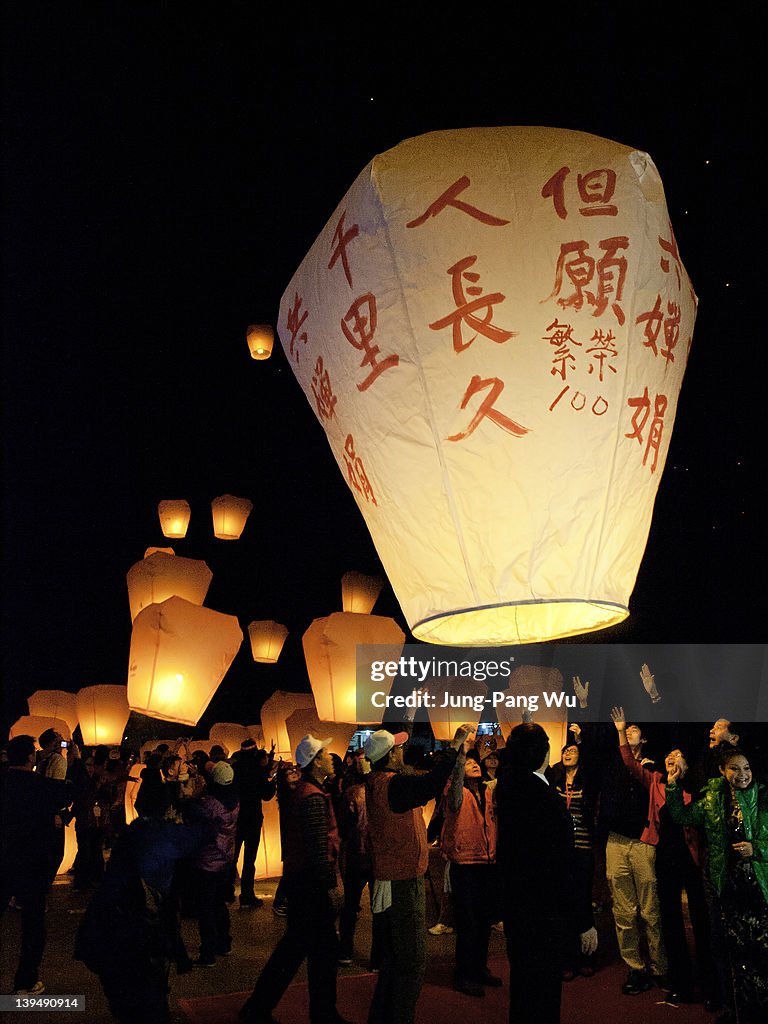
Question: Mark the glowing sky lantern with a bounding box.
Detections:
[341,571,384,614]
[259,690,315,760]
[495,664,569,761]
[253,794,282,879]
[247,724,265,748]
[247,323,275,360]
[9,715,71,744]
[285,706,356,760]
[126,550,213,622]
[127,596,243,726]
[425,679,488,741]
[303,612,405,724]
[278,127,696,645]
[158,500,191,539]
[248,620,289,664]
[27,690,79,736]
[211,494,253,540]
[209,722,250,756]
[76,685,130,746]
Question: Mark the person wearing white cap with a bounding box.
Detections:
[240,734,348,1024]
[364,723,474,1024]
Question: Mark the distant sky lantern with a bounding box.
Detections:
[248,620,289,663]
[341,571,384,614]
[145,546,175,557]
[495,665,569,760]
[9,715,71,745]
[27,690,79,736]
[127,596,243,726]
[259,690,315,759]
[211,494,253,540]
[209,722,250,756]
[426,679,487,741]
[303,612,405,724]
[158,500,191,539]
[278,127,696,645]
[76,685,130,746]
[126,550,213,623]
[285,706,356,760]
[247,323,275,360]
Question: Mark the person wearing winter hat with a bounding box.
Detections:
[240,735,348,1024]
[364,723,475,1024]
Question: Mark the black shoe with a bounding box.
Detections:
[337,955,353,966]
[238,1006,280,1024]
[622,968,652,995]
[193,957,216,968]
[479,970,503,987]
[453,978,485,997]
[272,903,288,917]
[240,896,264,908]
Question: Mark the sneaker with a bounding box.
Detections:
[428,923,453,935]
[272,903,288,917]
[622,968,652,995]
[337,956,353,966]
[14,981,45,995]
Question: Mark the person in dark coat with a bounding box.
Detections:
[230,740,276,908]
[495,723,597,1024]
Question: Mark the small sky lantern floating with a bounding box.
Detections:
[211,494,253,540]
[248,620,289,664]
[425,678,488,741]
[303,612,405,724]
[157,500,191,539]
[259,690,315,760]
[27,690,79,737]
[341,570,384,615]
[76,685,130,746]
[126,550,213,623]
[9,715,71,745]
[247,323,275,360]
[277,127,696,645]
[285,706,356,760]
[127,596,243,726]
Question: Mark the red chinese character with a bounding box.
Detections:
[327,211,360,288]
[341,293,399,392]
[626,389,667,472]
[543,319,581,380]
[286,293,309,363]
[577,169,618,216]
[406,176,510,228]
[447,375,529,442]
[658,223,682,290]
[546,237,628,326]
[586,329,618,382]
[429,256,516,352]
[636,294,664,357]
[343,434,377,505]
[311,356,337,421]
[541,166,618,219]
[661,302,680,367]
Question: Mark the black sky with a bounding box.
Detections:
[2,5,763,739]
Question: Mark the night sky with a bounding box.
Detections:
[2,5,763,741]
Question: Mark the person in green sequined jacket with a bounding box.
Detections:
[666,748,768,1023]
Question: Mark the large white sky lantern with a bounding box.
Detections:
[127,596,243,726]
[126,551,213,622]
[259,690,315,760]
[27,690,79,736]
[278,127,697,645]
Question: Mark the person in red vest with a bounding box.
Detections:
[239,734,346,1024]
[364,723,473,1024]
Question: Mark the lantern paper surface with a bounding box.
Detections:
[254,795,282,879]
[127,596,243,726]
[259,690,315,760]
[247,725,265,748]
[248,620,289,663]
[76,685,130,746]
[426,679,488,741]
[211,494,253,540]
[158,500,191,539]
[9,715,71,744]
[209,722,250,756]
[495,665,568,760]
[303,612,405,724]
[278,127,696,645]
[341,571,384,614]
[285,707,356,760]
[27,690,79,736]
[247,323,275,360]
[127,551,213,622]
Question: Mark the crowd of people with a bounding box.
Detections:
[1,692,767,1024]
